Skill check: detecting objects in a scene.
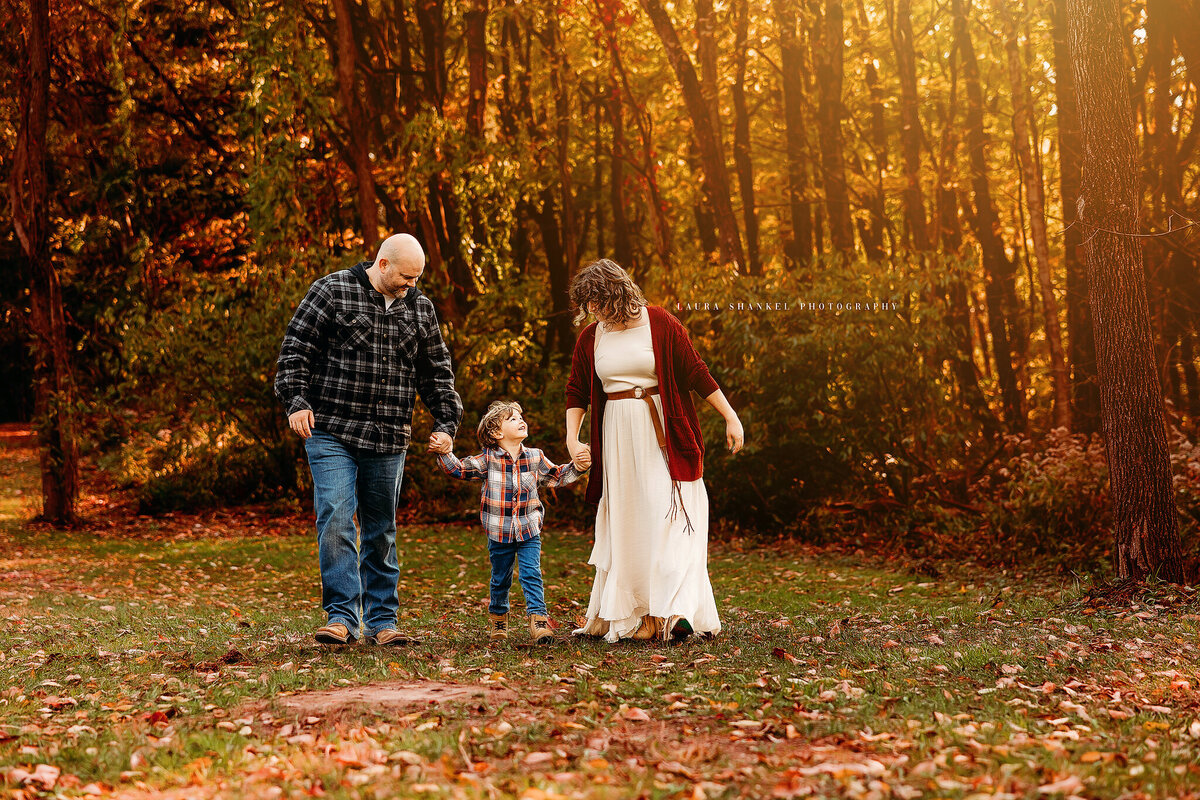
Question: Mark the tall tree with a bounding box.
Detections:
[773,0,815,263]
[731,0,762,275]
[953,0,1024,429]
[810,0,855,256]
[1068,0,1183,582]
[331,0,380,247]
[465,0,489,137]
[9,0,80,524]
[1004,12,1070,429]
[887,0,929,251]
[1051,0,1100,434]
[639,0,745,268]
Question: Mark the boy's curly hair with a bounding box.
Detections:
[569,258,647,326]
[477,400,523,449]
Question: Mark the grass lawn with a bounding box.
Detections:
[3,439,1200,799]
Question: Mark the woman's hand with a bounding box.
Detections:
[567,439,592,466]
[725,415,745,454]
[572,448,592,471]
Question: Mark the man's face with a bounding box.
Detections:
[381,259,424,297]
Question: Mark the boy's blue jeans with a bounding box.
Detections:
[487,536,547,616]
[304,429,406,637]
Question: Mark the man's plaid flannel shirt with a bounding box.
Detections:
[438,446,582,542]
[274,262,462,453]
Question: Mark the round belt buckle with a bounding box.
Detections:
[633,387,644,399]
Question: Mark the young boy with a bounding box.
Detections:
[430,401,590,644]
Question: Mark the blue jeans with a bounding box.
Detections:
[487,536,547,616]
[304,429,406,637]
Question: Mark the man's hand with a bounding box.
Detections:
[289,409,315,439]
[428,431,453,454]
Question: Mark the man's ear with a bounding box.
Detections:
[376,258,389,272]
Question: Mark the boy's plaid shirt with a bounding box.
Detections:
[274,262,462,453]
[438,446,582,542]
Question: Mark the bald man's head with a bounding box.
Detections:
[372,234,426,298]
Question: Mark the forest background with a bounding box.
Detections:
[3,0,1200,574]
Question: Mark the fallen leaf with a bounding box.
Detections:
[622,707,651,722]
[1037,775,1084,794]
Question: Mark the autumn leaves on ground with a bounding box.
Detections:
[3,436,1200,800]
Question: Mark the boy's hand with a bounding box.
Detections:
[428,432,453,454]
[573,448,592,471]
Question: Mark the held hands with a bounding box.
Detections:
[288,409,315,439]
[725,414,745,454]
[567,440,592,472]
[428,431,453,455]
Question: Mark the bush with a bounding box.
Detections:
[105,258,326,511]
[976,430,1112,568]
[688,255,993,534]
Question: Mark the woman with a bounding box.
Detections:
[564,259,744,642]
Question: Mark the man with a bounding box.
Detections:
[275,233,462,645]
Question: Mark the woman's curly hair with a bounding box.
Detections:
[569,259,647,326]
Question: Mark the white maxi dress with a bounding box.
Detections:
[574,318,722,642]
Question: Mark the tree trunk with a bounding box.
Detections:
[695,0,722,145]
[414,0,447,112]
[1052,0,1101,434]
[888,0,929,251]
[860,48,887,262]
[953,0,1024,430]
[603,76,635,270]
[1004,17,1070,429]
[546,6,579,277]
[534,189,575,360]
[332,0,380,247]
[465,0,489,137]
[810,0,855,256]
[9,0,80,525]
[599,6,674,273]
[1068,0,1183,583]
[638,0,744,268]
[773,0,814,264]
[934,50,991,425]
[731,0,761,275]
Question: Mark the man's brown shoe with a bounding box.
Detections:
[368,629,421,646]
[314,622,356,645]
[530,614,554,645]
[630,615,662,641]
[489,613,509,641]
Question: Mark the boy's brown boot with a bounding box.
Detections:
[529,614,554,645]
[488,613,509,641]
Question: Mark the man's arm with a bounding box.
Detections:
[275,281,334,419]
[414,301,464,437]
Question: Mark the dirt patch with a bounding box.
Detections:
[275,680,519,718]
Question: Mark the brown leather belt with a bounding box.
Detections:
[606,386,666,449]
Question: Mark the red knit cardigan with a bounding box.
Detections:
[565,305,721,505]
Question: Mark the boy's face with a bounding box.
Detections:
[498,410,528,443]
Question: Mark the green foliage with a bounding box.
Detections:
[699,256,993,533]
[109,261,330,511]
